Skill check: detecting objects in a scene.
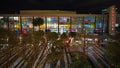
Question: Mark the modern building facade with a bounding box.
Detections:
[0,10,109,34]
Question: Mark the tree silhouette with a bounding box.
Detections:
[32,17,44,31]
[106,33,120,68]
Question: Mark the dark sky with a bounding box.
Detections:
[0,0,119,14]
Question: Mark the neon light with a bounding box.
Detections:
[112,28,114,30]
[112,25,114,27]
[112,21,114,24]
[112,14,114,17]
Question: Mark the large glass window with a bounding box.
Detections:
[9,16,14,30]
[8,16,20,31]
[21,16,33,34]
[0,15,109,34]
[103,16,108,33]
[0,16,5,29]
[71,17,77,32]
[59,17,70,34]
[0,16,9,29]
[12,16,21,35]
[96,16,103,28]
[95,16,104,34]
[71,17,83,33]
[47,17,58,33]
[84,16,95,34]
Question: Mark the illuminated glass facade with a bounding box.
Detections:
[47,17,58,33]
[59,17,70,34]
[84,16,95,34]
[0,15,108,34]
[21,16,33,34]
[0,16,9,29]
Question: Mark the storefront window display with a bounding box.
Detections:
[47,17,58,33]
[103,16,107,33]
[59,17,70,34]
[71,17,77,32]
[71,17,83,33]
[21,17,33,34]
[8,16,20,31]
[84,16,95,34]
[95,16,104,34]
[0,15,108,35]
[13,16,21,35]
[0,16,9,29]
[0,16,4,28]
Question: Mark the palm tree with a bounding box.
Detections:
[32,17,44,31]
[20,30,45,67]
[69,52,92,68]
[47,40,64,68]
[60,32,71,67]
[41,32,67,68]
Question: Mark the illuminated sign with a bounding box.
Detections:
[109,5,116,31]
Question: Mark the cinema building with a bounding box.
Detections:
[0,6,118,34]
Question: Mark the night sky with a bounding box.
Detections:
[0,0,119,14]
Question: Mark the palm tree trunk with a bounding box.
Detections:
[50,61,58,68]
[64,46,69,65]
[60,59,65,68]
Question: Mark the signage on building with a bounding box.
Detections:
[109,5,116,33]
